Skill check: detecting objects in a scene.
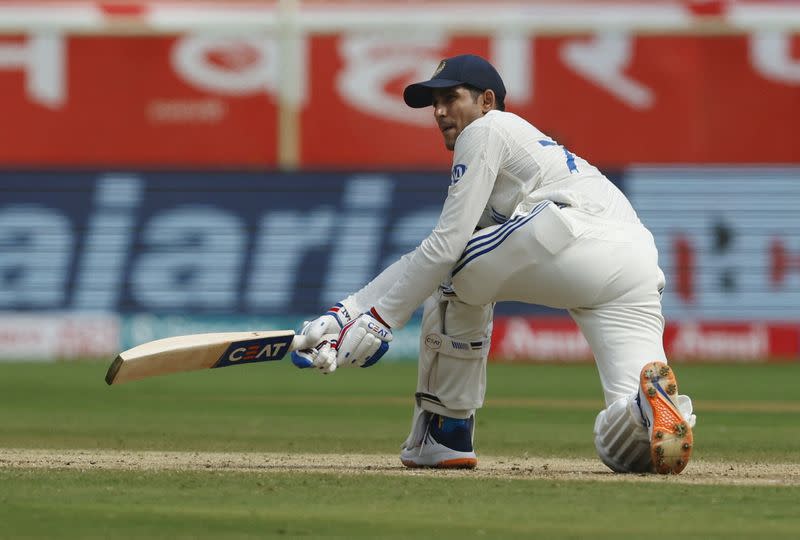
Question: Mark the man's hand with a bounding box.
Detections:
[290,335,338,374]
[336,308,393,368]
[294,303,354,350]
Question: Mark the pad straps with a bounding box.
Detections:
[423,332,489,359]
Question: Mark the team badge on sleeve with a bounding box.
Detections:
[451,164,467,185]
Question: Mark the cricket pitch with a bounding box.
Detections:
[1,448,797,487]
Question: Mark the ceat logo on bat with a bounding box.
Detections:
[214,334,295,368]
[451,164,467,185]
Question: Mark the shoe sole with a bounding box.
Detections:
[401,457,477,469]
[640,362,693,474]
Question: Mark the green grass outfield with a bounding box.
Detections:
[1,360,799,539]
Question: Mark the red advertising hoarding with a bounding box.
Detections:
[0,34,278,166]
[304,34,800,168]
[491,317,800,363]
[1,31,798,167]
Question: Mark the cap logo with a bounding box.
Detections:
[433,60,446,77]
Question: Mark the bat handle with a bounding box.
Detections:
[289,334,307,352]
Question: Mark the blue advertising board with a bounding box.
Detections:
[0,172,436,314]
[0,170,563,317]
[6,167,796,323]
[627,167,800,321]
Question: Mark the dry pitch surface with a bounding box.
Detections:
[1,448,797,487]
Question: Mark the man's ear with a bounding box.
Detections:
[481,89,496,113]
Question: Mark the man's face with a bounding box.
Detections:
[432,86,487,151]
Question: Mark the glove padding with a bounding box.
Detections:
[290,334,339,374]
[336,309,392,368]
[294,303,353,350]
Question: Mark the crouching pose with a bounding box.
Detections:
[292,54,696,474]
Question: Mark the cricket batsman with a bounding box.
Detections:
[292,54,696,474]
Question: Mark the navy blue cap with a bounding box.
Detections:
[403,54,506,109]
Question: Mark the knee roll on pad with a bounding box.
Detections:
[593,396,652,473]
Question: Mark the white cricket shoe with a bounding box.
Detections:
[637,362,694,474]
[400,413,477,469]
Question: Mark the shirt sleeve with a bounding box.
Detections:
[373,120,506,328]
[340,250,415,316]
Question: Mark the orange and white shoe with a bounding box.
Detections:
[400,413,477,469]
[637,362,694,474]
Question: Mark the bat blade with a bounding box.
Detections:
[105,330,299,385]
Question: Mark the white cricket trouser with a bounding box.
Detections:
[423,200,667,414]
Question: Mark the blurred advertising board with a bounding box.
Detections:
[1,312,795,362]
[491,318,800,363]
[0,34,278,167]
[627,168,800,321]
[0,31,798,167]
[304,33,800,168]
[1,168,797,318]
[0,171,448,316]
[0,313,118,360]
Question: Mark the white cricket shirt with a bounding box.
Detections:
[349,110,640,328]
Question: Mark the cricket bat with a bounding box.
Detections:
[105,330,305,385]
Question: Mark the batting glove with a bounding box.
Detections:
[294,303,354,350]
[291,335,339,374]
[335,308,392,368]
